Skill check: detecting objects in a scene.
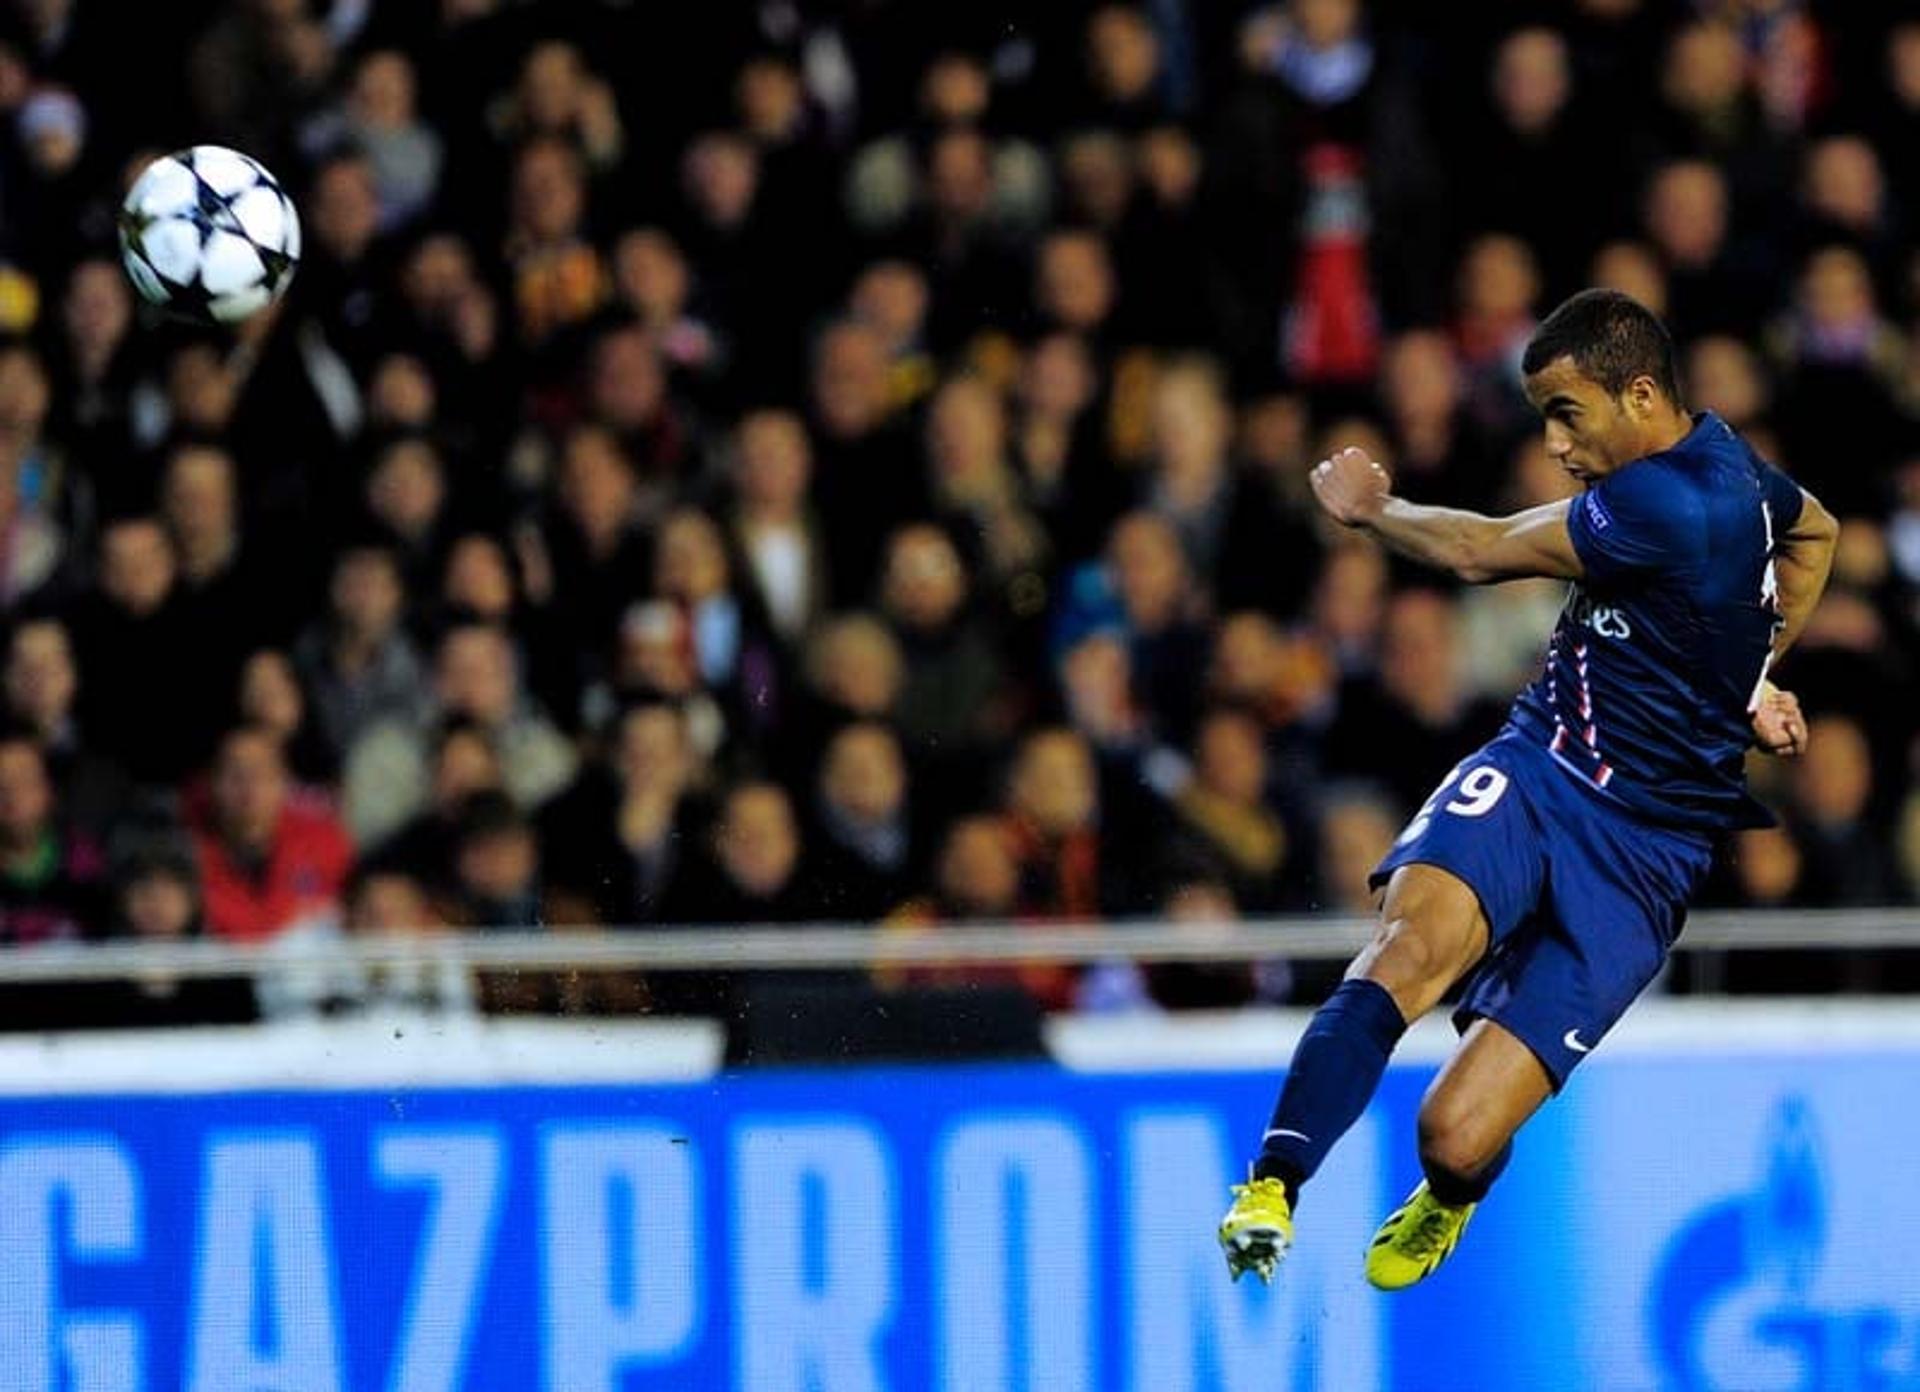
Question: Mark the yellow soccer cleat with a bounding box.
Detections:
[1218,1176,1294,1285]
[1365,1180,1475,1290]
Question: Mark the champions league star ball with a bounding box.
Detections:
[118,146,301,325]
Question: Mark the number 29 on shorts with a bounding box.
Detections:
[1396,765,1511,845]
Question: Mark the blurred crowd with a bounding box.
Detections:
[0,0,1912,1022]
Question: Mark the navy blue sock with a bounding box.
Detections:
[1424,1140,1512,1207]
[1253,979,1408,1202]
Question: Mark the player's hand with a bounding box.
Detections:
[1310,446,1393,527]
[1750,680,1808,757]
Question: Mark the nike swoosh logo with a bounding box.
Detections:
[1263,1128,1311,1143]
[1563,1029,1592,1053]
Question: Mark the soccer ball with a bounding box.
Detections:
[118,145,301,325]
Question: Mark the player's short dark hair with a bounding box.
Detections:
[1521,288,1682,404]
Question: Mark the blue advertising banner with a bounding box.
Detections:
[1,1047,1914,1391]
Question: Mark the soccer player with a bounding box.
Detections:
[1218,290,1837,1289]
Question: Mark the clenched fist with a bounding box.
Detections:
[1310,446,1393,527]
[1750,680,1808,757]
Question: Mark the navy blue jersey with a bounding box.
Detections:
[1507,412,1803,831]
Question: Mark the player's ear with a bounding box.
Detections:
[1623,374,1659,420]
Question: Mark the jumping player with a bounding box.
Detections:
[1218,289,1838,1289]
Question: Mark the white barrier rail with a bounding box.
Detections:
[0,907,1913,981]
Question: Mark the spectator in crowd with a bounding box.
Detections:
[340,864,473,1013]
[881,523,1010,766]
[890,813,1023,929]
[367,717,503,893]
[923,375,1048,601]
[191,726,353,944]
[1723,826,1809,910]
[4,615,129,835]
[1380,329,1500,512]
[609,227,726,394]
[1162,707,1290,912]
[1686,334,1773,433]
[1034,228,1120,347]
[236,649,337,790]
[363,437,452,592]
[847,260,936,413]
[1012,331,1120,567]
[1311,542,1390,676]
[0,344,67,605]
[1324,587,1507,816]
[79,838,259,1028]
[726,408,829,650]
[584,324,694,491]
[1454,232,1543,438]
[1463,26,1612,297]
[665,780,814,925]
[112,839,205,943]
[1771,245,1907,514]
[1644,157,1768,341]
[344,620,575,846]
[1142,356,1309,615]
[450,789,543,928]
[163,445,282,686]
[294,150,389,373]
[653,506,777,728]
[1205,609,1336,837]
[809,721,919,922]
[1002,726,1106,931]
[295,542,429,763]
[71,516,208,784]
[540,698,707,926]
[1590,239,1669,319]
[0,734,104,944]
[491,40,624,173]
[1142,878,1262,1011]
[1105,510,1211,741]
[539,422,651,678]
[808,318,925,602]
[303,48,442,231]
[878,812,1052,1003]
[1058,627,1154,760]
[505,136,607,348]
[50,258,136,502]
[1787,714,1906,907]
[1315,783,1402,914]
[345,868,446,936]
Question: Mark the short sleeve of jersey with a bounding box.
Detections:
[1757,461,1805,536]
[1567,463,1699,584]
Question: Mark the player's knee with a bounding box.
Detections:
[1351,912,1473,1017]
[1416,1094,1500,1182]
[1373,870,1483,967]
[1375,917,1445,975]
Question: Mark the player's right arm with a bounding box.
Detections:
[1310,446,1583,584]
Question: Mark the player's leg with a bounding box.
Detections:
[1365,1018,1551,1290]
[1418,1017,1552,1200]
[1218,864,1489,1283]
[1362,747,1715,1291]
[1259,863,1490,1187]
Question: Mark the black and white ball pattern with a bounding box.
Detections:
[118,145,301,325]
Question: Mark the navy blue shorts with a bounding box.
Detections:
[1371,730,1713,1090]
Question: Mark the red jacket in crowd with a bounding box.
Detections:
[192,796,353,943]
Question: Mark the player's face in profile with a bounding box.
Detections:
[1522,355,1656,484]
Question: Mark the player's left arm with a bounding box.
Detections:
[1750,482,1837,758]
[1766,486,1837,662]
